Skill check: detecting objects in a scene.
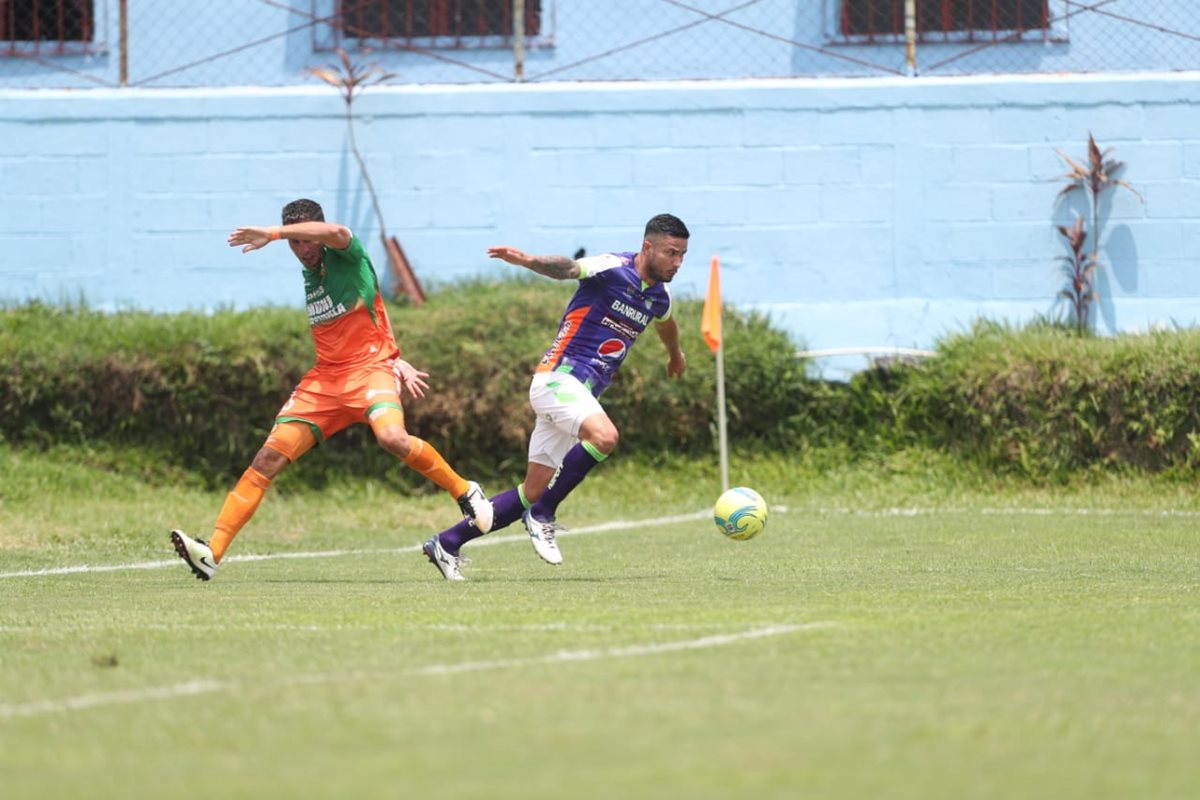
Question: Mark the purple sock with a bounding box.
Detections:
[530,442,607,521]
[438,487,525,554]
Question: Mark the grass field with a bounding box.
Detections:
[1,446,1198,799]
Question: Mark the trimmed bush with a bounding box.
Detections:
[9,290,1198,485]
[838,320,1200,477]
[0,281,808,488]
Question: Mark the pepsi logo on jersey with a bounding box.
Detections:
[597,338,627,360]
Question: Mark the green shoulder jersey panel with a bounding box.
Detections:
[303,235,381,327]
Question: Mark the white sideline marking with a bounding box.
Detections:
[824,507,1200,518]
[0,623,830,719]
[0,680,224,718]
[0,510,710,580]
[406,623,832,676]
[5,504,1196,581]
[0,621,755,634]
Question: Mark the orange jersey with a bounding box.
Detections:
[302,235,400,369]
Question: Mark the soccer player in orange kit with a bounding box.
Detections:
[170,198,492,580]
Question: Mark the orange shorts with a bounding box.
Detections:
[274,360,405,444]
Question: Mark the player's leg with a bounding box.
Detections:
[523,372,611,509]
[211,424,312,558]
[435,477,538,551]
[170,421,316,581]
[521,415,612,565]
[527,411,615,521]
[517,373,608,564]
[422,377,568,579]
[432,462,550,555]
[170,369,333,581]
[422,456,554,580]
[361,365,493,533]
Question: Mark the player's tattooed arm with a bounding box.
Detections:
[525,255,581,280]
[487,246,581,280]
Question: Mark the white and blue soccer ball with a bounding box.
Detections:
[713,487,768,541]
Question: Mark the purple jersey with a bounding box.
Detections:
[535,252,673,397]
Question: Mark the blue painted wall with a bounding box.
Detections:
[2,72,1199,371]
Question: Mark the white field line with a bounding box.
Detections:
[0,680,224,718]
[0,510,710,580]
[0,622,832,719]
[5,503,1197,581]
[809,506,1200,518]
[0,621,774,634]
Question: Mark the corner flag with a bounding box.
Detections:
[701,256,722,354]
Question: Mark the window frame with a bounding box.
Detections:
[0,0,107,57]
[312,0,554,53]
[824,0,1069,46]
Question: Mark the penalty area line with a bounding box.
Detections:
[0,622,832,719]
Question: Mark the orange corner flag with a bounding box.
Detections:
[701,255,722,354]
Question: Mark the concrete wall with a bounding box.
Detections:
[3,72,1199,371]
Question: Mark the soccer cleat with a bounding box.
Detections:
[422,535,466,581]
[522,509,564,565]
[170,529,218,581]
[456,481,494,534]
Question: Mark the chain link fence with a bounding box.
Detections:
[1,1,1199,88]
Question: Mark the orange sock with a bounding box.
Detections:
[402,437,469,498]
[209,467,272,562]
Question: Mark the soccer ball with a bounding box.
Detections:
[713,487,768,541]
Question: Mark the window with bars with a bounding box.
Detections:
[836,0,1055,43]
[336,0,544,49]
[1,0,97,55]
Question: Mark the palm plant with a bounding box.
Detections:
[1056,217,1096,335]
[1054,133,1142,333]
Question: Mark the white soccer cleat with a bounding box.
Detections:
[522,510,564,565]
[422,535,466,581]
[170,529,218,581]
[457,481,494,534]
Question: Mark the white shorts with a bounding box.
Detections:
[527,372,605,469]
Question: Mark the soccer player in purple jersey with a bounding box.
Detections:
[422,214,689,580]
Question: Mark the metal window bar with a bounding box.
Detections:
[840,0,1049,42]
[334,0,539,50]
[1,0,95,55]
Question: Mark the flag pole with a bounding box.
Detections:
[701,255,729,493]
[715,333,729,493]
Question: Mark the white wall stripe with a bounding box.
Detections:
[0,623,831,719]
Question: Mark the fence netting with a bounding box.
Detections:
[1,1,1199,89]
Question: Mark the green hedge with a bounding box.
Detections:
[834,320,1200,477]
[7,290,1200,485]
[0,280,808,489]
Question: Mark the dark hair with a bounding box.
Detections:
[282,198,325,225]
[644,213,689,240]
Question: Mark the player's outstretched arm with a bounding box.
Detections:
[487,246,581,280]
[228,222,352,253]
[655,318,686,378]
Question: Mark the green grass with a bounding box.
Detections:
[1,445,1198,799]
